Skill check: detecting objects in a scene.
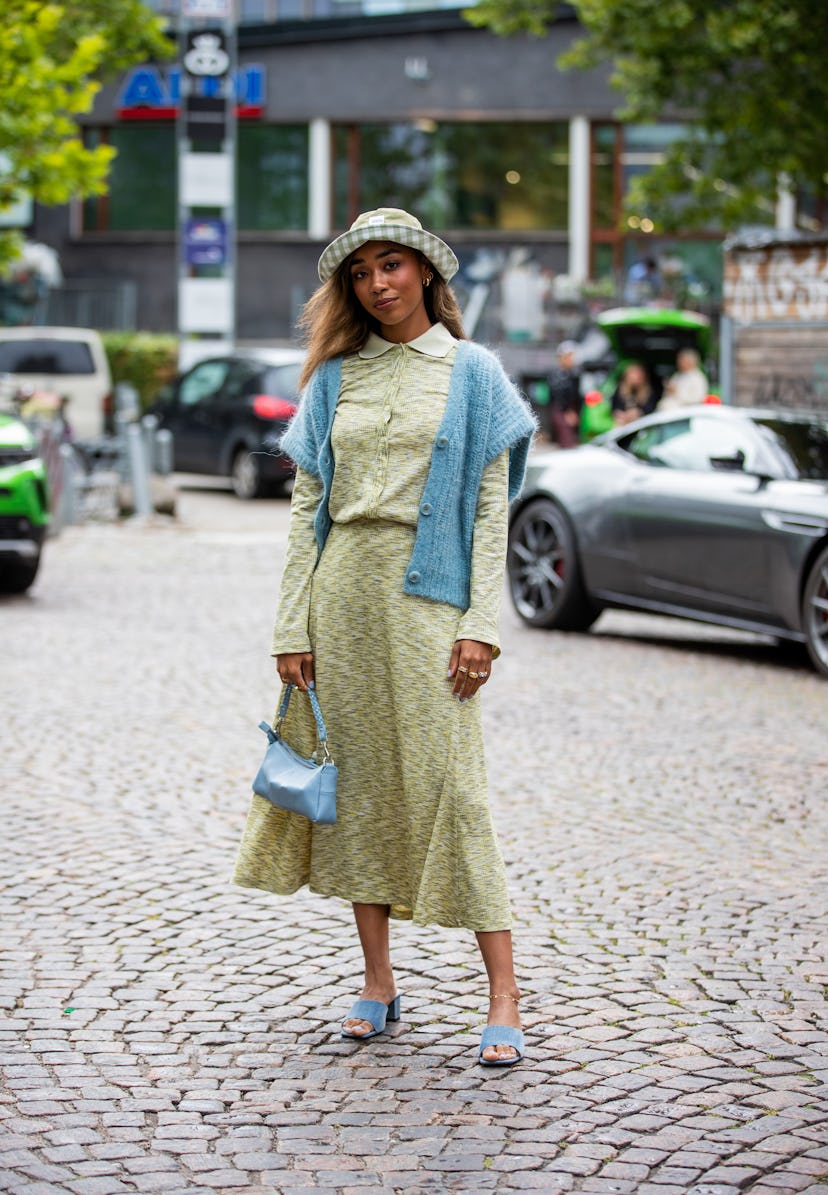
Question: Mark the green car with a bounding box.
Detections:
[579,307,714,441]
[0,412,50,593]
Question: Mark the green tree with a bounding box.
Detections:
[0,1,172,267]
[465,0,828,231]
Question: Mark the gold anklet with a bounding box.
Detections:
[489,993,520,1004]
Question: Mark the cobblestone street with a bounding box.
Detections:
[3,483,828,1195]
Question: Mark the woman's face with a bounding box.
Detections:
[625,364,648,390]
[348,241,432,342]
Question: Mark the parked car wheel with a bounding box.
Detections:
[0,553,41,594]
[802,543,828,677]
[507,498,601,630]
[231,448,265,500]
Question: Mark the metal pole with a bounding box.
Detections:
[155,428,174,476]
[141,413,159,471]
[126,423,153,517]
[177,0,237,369]
[57,442,80,526]
[719,314,734,404]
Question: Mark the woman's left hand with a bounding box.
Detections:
[447,639,493,699]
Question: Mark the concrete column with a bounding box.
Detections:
[308,117,332,240]
[775,173,796,231]
[568,115,590,283]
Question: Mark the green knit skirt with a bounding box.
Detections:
[233,518,513,931]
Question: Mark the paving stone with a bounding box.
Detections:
[1,493,827,1195]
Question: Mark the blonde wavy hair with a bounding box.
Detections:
[298,248,466,389]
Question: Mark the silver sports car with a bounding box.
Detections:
[507,405,828,677]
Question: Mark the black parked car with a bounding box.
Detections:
[507,405,828,677]
[151,348,305,498]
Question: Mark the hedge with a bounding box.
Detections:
[101,331,179,412]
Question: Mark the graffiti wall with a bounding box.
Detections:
[723,237,828,412]
[724,244,828,324]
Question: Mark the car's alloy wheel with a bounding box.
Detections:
[231,448,262,500]
[803,543,828,677]
[507,498,600,631]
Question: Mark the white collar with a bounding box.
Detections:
[359,322,457,360]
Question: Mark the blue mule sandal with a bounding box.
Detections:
[478,994,524,1066]
[478,1024,525,1066]
[341,994,401,1040]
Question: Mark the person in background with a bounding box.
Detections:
[546,340,582,448]
[623,256,662,305]
[659,347,708,410]
[611,361,658,425]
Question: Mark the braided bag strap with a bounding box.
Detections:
[274,682,331,754]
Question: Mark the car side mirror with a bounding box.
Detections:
[709,449,746,472]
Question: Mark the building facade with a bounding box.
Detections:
[32,5,724,347]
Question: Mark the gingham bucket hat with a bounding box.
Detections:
[317,208,459,283]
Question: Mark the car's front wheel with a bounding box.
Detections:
[508,498,601,631]
[802,543,828,677]
[230,448,264,500]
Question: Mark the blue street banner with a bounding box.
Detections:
[184,218,228,267]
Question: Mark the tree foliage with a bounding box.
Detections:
[465,0,828,231]
[0,1,172,268]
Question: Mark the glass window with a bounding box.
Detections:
[334,121,569,231]
[83,123,307,233]
[237,124,309,231]
[592,123,617,231]
[620,416,759,472]
[590,121,726,296]
[0,339,95,374]
[178,360,230,406]
[262,363,303,398]
[756,418,828,481]
[239,0,267,18]
[145,0,473,17]
[618,421,683,463]
[83,124,176,232]
[108,125,177,231]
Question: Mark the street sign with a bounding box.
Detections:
[185,95,226,143]
[184,31,230,78]
[178,0,236,364]
[179,277,233,333]
[184,217,227,267]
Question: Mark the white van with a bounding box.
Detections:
[0,326,112,440]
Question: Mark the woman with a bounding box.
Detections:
[234,208,536,1066]
[611,361,658,425]
[659,348,708,410]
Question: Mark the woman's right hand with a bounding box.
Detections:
[276,652,315,692]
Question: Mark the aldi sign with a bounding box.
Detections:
[118,64,265,119]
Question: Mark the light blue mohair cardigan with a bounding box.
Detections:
[280,340,537,612]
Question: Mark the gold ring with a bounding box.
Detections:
[458,666,468,673]
[468,672,479,679]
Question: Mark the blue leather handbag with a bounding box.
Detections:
[252,683,338,825]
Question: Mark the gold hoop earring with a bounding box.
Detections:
[423,273,433,288]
